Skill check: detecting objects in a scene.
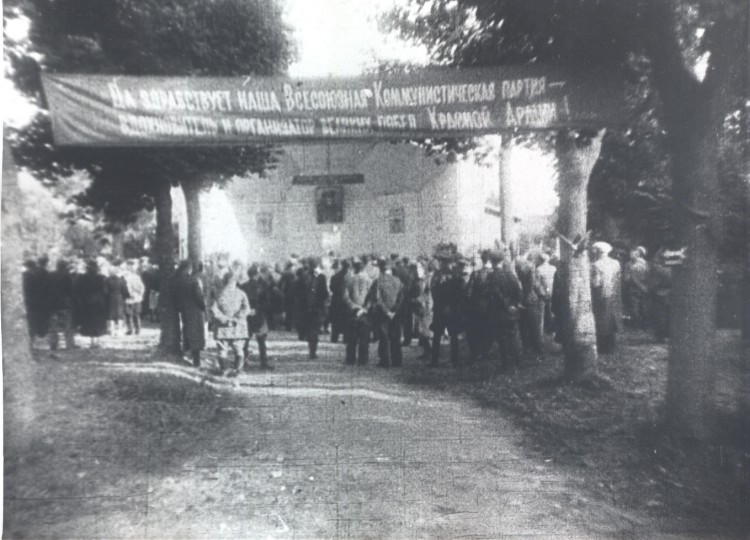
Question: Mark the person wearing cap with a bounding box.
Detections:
[429,256,466,367]
[516,253,546,358]
[591,241,623,354]
[173,260,207,366]
[297,257,329,359]
[343,257,373,365]
[239,264,273,370]
[466,249,496,362]
[123,259,145,335]
[366,258,404,367]
[489,249,523,371]
[328,259,350,344]
[211,270,252,376]
[623,246,650,329]
[279,260,297,332]
[74,259,109,348]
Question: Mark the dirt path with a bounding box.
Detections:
[4,330,689,539]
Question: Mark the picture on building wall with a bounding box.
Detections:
[315,185,344,224]
[389,207,405,234]
[256,211,273,237]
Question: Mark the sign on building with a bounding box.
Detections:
[42,65,625,146]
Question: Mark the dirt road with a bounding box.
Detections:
[4,330,693,539]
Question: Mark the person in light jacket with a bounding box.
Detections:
[211,270,252,376]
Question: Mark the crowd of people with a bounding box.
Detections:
[22,255,159,350]
[22,242,673,374]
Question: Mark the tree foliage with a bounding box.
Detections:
[7,0,295,226]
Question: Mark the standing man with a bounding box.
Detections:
[623,246,650,329]
[466,250,495,362]
[239,265,273,370]
[279,261,297,332]
[328,259,350,343]
[173,260,206,367]
[489,249,523,371]
[516,254,545,358]
[367,258,404,368]
[342,258,372,365]
[535,252,557,336]
[298,257,329,360]
[429,256,466,367]
[590,241,623,354]
[47,259,76,350]
[123,259,145,335]
[211,270,252,376]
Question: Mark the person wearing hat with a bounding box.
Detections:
[591,241,623,354]
[366,257,404,367]
[343,257,373,365]
[429,255,466,367]
[623,246,650,329]
[74,259,109,348]
[239,264,273,370]
[328,259,350,344]
[466,249,496,362]
[488,248,523,371]
[297,257,329,359]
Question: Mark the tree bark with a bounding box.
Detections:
[3,135,38,451]
[555,130,605,382]
[644,1,740,440]
[181,180,203,267]
[499,136,516,255]
[155,180,181,355]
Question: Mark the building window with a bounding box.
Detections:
[389,207,405,234]
[256,211,273,237]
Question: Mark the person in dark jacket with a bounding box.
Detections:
[366,258,404,368]
[23,256,52,341]
[328,260,350,343]
[47,259,76,350]
[429,257,466,367]
[516,255,545,358]
[489,250,523,371]
[297,258,329,359]
[279,262,297,332]
[466,250,495,362]
[105,264,129,336]
[239,264,273,370]
[173,260,206,367]
[74,260,109,347]
[342,258,372,365]
[400,258,420,346]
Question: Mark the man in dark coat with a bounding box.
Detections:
[23,256,52,341]
[366,258,404,368]
[239,264,273,370]
[173,260,206,366]
[328,260,350,343]
[466,250,495,362]
[279,262,297,332]
[74,260,109,347]
[516,255,545,357]
[297,258,329,359]
[429,257,466,367]
[342,258,372,365]
[489,250,523,371]
[47,259,76,350]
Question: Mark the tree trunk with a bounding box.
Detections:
[555,130,605,381]
[2,135,38,451]
[663,99,720,440]
[155,181,181,355]
[499,136,516,256]
[181,181,202,267]
[644,1,740,440]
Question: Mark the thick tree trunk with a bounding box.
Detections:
[181,181,203,267]
[3,137,38,451]
[555,130,605,381]
[155,181,181,355]
[644,1,740,440]
[663,102,720,440]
